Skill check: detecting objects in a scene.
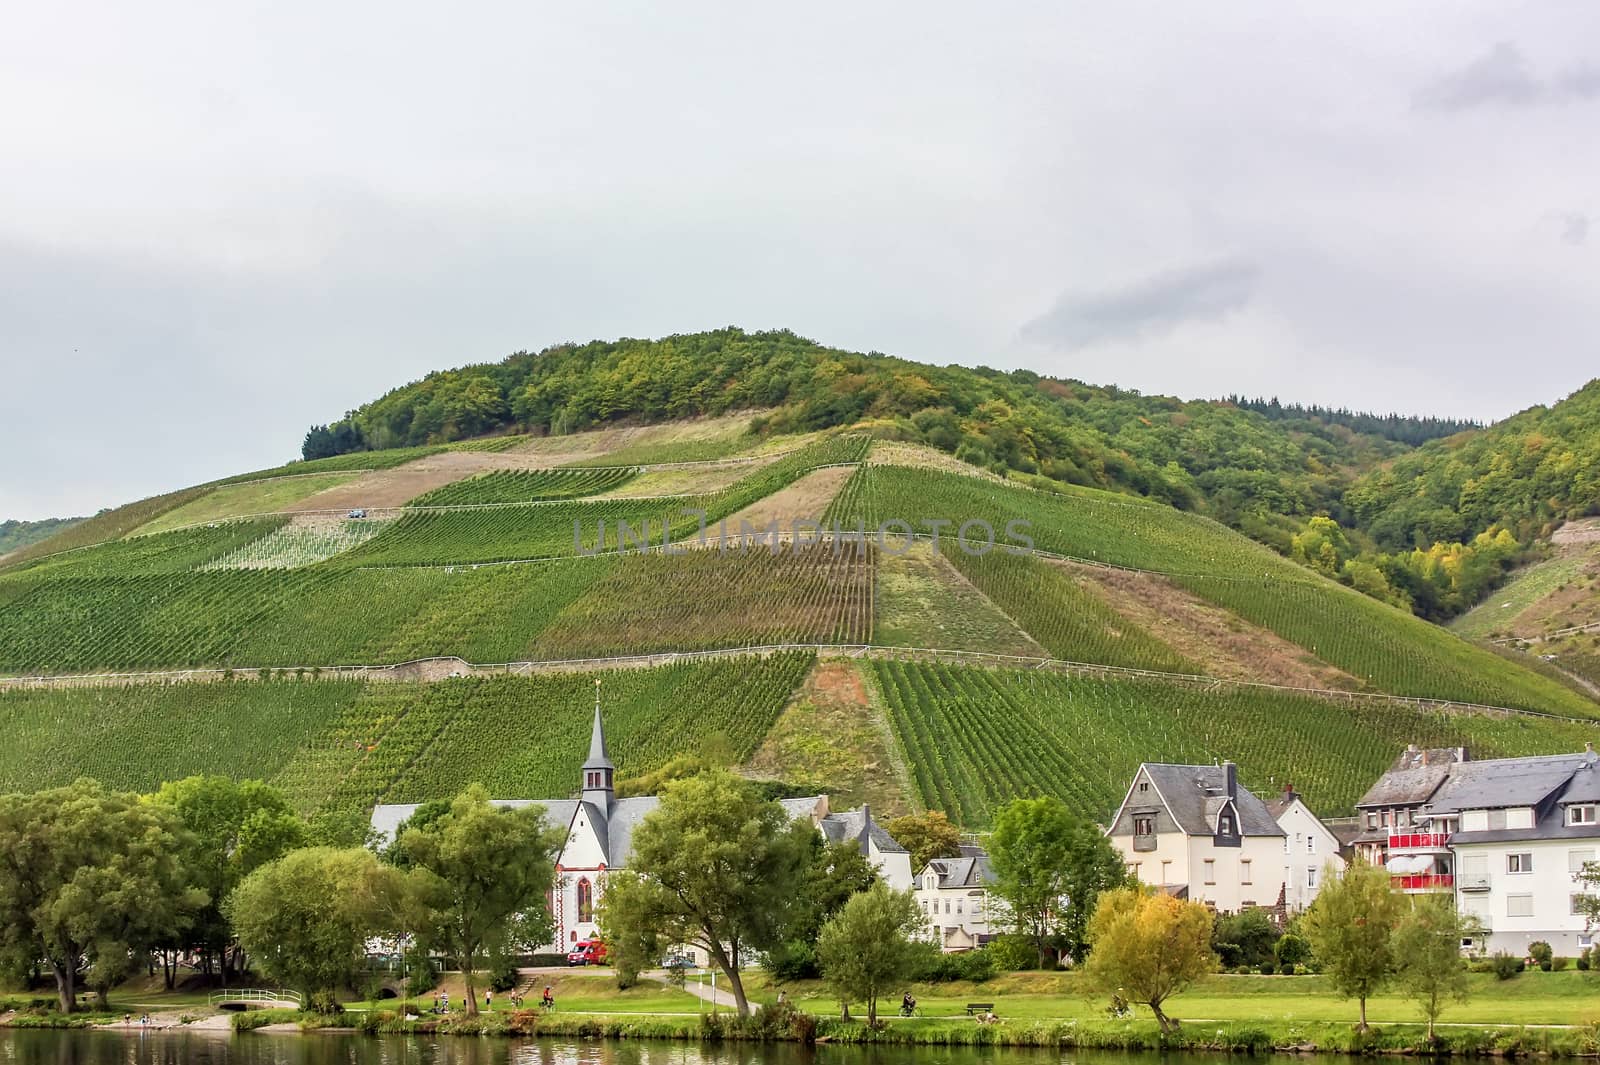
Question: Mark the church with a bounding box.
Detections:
[371,699,913,953]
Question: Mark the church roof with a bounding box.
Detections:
[583,701,614,772]
[818,805,908,855]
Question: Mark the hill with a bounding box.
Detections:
[2,394,1596,835]
[0,516,83,558]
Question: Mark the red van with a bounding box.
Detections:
[566,939,607,966]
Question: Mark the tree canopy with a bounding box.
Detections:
[816,882,924,1026]
[1302,859,1404,1030]
[1084,886,1216,1033]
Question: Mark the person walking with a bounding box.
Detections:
[485,990,492,1010]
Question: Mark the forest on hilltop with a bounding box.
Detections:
[296,328,1599,623]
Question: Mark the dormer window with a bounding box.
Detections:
[1571,805,1596,826]
[1134,816,1155,836]
[1219,815,1234,835]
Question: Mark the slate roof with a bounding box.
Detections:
[818,806,909,855]
[1355,746,1465,808]
[1426,753,1590,814]
[1138,763,1284,837]
[370,798,581,847]
[922,853,996,889]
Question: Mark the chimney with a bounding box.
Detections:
[1224,761,1237,800]
[1282,782,1297,801]
[1586,743,1596,768]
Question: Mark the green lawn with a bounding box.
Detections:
[748,969,1600,1027]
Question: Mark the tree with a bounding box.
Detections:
[1394,895,1475,1039]
[597,771,809,1016]
[226,847,407,1002]
[816,882,924,1027]
[885,810,962,872]
[150,775,306,985]
[1573,860,1600,930]
[1301,859,1402,1030]
[1213,907,1281,968]
[767,833,879,979]
[0,780,206,1013]
[1084,887,1215,1033]
[396,785,560,1016]
[988,796,1128,967]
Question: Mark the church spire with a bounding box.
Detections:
[581,679,614,810]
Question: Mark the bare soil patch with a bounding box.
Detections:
[868,440,1010,484]
[593,456,782,498]
[715,465,856,536]
[743,659,911,815]
[1076,564,1359,689]
[1554,519,1600,545]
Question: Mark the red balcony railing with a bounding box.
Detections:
[1388,832,1451,850]
[1391,874,1454,890]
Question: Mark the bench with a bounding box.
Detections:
[964,1003,996,1016]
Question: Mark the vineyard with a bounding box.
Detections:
[132,473,360,535]
[529,542,873,659]
[871,660,1600,827]
[264,653,816,816]
[0,679,366,793]
[202,517,393,569]
[7,518,289,579]
[830,463,1600,718]
[409,466,640,506]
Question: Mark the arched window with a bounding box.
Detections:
[577,878,594,923]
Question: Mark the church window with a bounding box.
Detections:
[577,878,594,923]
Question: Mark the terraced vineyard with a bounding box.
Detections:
[530,542,873,659]
[8,518,289,578]
[410,466,639,506]
[831,464,1600,718]
[0,679,365,792]
[871,660,1600,826]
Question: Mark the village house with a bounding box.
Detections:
[1352,744,1466,890]
[370,701,912,956]
[1262,784,1350,911]
[915,843,999,952]
[1107,762,1287,912]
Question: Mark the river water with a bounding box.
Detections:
[0,1031,1266,1065]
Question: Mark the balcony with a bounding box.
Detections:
[1388,832,1451,851]
[1391,873,1455,891]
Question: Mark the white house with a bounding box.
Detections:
[1432,748,1600,957]
[370,701,911,954]
[1262,785,1348,911]
[915,844,998,952]
[1107,762,1287,913]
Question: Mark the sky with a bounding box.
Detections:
[3,3,1598,520]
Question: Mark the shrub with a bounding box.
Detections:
[404,956,438,997]
[1578,948,1591,972]
[1551,955,1571,972]
[987,934,1037,972]
[489,964,519,992]
[1258,961,1276,975]
[1491,952,1524,980]
[1274,933,1311,970]
[1529,940,1554,970]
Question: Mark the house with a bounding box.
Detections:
[1431,748,1600,956]
[1107,762,1286,913]
[1262,784,1349,911]
[915,843,999,952]
[1352,744,1466,892]
[370,700,912,954]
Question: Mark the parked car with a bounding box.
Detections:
[347,508,367,519]
[566,939,607,966]
[661,951,695,970]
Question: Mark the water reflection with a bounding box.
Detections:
[0,1031,1251,1065]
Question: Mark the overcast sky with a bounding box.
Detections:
[3,3,1598,520]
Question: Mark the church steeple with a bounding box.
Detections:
[581,679,614,811]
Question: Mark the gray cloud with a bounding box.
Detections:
[1559,213,1590,246]
[1019,260,1259,351]
[1416,42,1600,111]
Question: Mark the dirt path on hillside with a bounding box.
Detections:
[711,466,856,540]
[1073,563,1360,690]
[743,658,912,816]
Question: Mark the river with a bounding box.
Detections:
[0,1031,1271,1065]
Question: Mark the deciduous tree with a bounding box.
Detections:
[597,771,808,1016]
[816,882,924,1027]
[226,846,406,1003]
[397,785,560,1016]
[988,796,1128,967]
[885,810,962,872]
[1084,887,1215,1033]
[1302,859,1402,1031]
[0,780,206,1013]
[1394,894,1475,1039]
